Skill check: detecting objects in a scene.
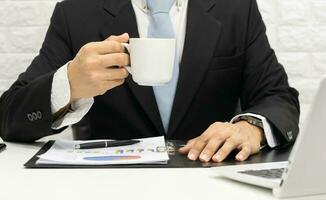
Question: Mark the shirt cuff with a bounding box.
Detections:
[230,113,280,148]
[51,62,94,129]
[51,62,71,114]
[51,98,94,129]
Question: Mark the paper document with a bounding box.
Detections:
[37,136,169,165]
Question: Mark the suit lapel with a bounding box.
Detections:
[167,0,222,137]
[100,0,165,136]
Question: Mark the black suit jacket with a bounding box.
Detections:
[0,0,300,146]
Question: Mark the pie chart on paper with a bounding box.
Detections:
[83,156,141,161]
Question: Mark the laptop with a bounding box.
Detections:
[212,77,326,199]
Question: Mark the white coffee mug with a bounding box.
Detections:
[123,38,176,86]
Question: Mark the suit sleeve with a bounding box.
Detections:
[240,0,300,148]
[0,3,73,142]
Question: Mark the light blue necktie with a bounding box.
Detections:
[147,0,179,133]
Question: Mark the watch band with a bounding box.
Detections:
[234,115,264,129]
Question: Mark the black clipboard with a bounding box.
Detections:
[24,140,291,168]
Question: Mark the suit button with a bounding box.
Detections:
[27,113,34,121]
[32,112,38,121]
[286,131,293,140]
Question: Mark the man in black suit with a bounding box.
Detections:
[0,0,300,163]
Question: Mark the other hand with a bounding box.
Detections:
[179,121,265,162]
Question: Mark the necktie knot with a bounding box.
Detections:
[146,0,176,14]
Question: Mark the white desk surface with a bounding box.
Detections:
[0,137,325,200]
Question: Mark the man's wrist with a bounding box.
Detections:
[51,62,72,114]
[234,120,266,145]
[67,61,79,102]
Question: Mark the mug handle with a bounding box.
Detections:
[121,43,132,74]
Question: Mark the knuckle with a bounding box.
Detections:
[110,41,122,52]
[187,139,195,144]
[85,58,96,67]
[197,136,208,144]
[84,60,94,67]
[107,35,117,41]
[95,56,104,66]
[216,121,224,126]
[193,139,206,150]
[211,129,226,140]
[119,68,128,78]
[211,122,226,132]
[94,59,101,66]
[211,122,222,128]
[199,132,210,141]
[186,138,196,147]
[82,43,94,53]
[226,137,238,145]
[219,132,229,140]
[213,134,224,142]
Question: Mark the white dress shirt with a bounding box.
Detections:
[51,0,279,147]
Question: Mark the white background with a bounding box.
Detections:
[0,0,325,131]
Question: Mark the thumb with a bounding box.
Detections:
[105,33,129,43]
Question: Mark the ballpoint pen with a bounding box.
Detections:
[74,139,140,149]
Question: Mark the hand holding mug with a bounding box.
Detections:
[67,33,130,102]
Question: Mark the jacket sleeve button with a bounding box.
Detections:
[32,112,38,121]
[286,131,293,140]
[27,113,34,121]
[36,111,42,119]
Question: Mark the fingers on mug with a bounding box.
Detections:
[122,43,132,74]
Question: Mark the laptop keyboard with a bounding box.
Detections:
[239,168,285,179]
